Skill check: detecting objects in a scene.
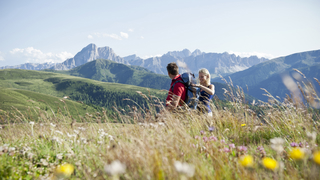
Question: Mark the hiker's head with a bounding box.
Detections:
[199,68,211,86]
[167,62,179,76]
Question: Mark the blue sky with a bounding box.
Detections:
[0,0,320,66]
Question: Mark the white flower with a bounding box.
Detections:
[108,135,114,141]
[78,127,86,131]
[307,131,317,143]
[29,121,35,125]
[56,153,63,160]
[270,137,285,154]
[81,138,87,144]
[67,133,76,138]
[174,161,195,177]
[104,160,126,176]
[41,159,48,166]
[50,123,56,127]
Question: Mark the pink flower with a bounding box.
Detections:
[224,148,231,153]
[195,136,200,140]
[238,146,248,152]
[209,136,218,141]
[203,136,208,142]
[290,142,298,147]
[229,144,235,149]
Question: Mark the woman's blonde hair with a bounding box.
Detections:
[199,68,211,86]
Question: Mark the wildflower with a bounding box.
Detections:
[203,136,208,142]
[239,155,254,168]
[257,146,266,157]
[238,146,248,152]
[208,126,214,132]
[209,136,218,141]
[104,160,126,176]
[224,148,231,153]
[289,148,305,160]
[270,137,284,154]
[195,136,200,140]
[41,159,49,166]
[313,151,320,165]
[306,131,317,143]
[56,153,63,160]
[262,157,278,171]
[220,139,225,144]
[29,121,35,125]
[200,130,205,135]
[174,161,195,178]
[290,142,299,147]
[50,123,56,127]
[229,144,235,149]
[241,124,246,127]
[55,163,74,177]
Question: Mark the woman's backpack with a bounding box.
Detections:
[171,72,200,109]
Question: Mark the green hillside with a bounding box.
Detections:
[45,59,172,90]
[212,49,320,101]
[0,87,99,122]
[0,69,167,119]
[247,64,320,101]
[213,49,320,87]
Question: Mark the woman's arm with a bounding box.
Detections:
[197,84,215,95]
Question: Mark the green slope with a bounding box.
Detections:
[247,63,320,101]
[212,49,320,101]
[213,49,320,87]
[0,69,167,117]
[0,87,99,122]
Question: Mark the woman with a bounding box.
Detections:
[192,68,215,116]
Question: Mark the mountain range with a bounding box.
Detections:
[0,43,268,78]
[213,49,320,102]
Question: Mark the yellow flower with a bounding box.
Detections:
[289,148,305,160]
[241,124,246,127]
[239,155,254,168]
[313,151,320,165]
[55,163,74,177]
[262,157,278,170]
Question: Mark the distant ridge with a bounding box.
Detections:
[213,49,320,101]
[0,44,268,78]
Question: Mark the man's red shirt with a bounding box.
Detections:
[166,74,186,106]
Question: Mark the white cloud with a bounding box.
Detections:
[228,51,275,59]
[6,47,74,65]
[88,35,93,39]
[120,32,129,39]
[128,28,134,32]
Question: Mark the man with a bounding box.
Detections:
[165,62,187,111]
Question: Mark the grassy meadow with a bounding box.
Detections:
[1,72,320,179]
[0,69,167,120]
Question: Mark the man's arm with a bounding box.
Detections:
[166,94,181,111]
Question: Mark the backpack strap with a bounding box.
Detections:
[170,80,189,103]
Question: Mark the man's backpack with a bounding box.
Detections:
[171,72,200,109]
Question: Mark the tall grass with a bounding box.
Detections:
[0,76,320,179]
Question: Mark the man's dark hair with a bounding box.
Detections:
[166,62,179,75]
